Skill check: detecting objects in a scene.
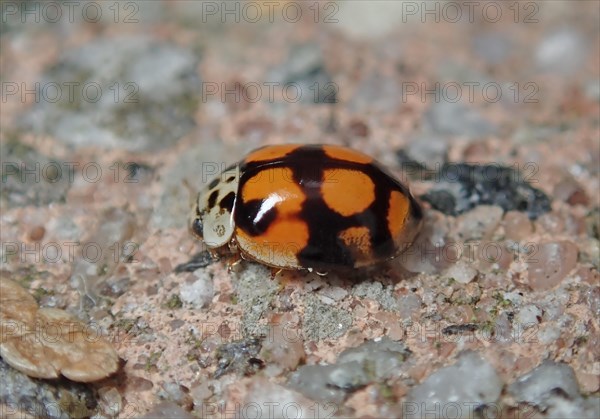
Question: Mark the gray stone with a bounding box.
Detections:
[424,101,496,139]
[508,361,581,410]
[399,135,448,171]
[0,357,96,419]
[20,36,200,151]
[180,270,214,308]
[337,337,410,381]
[287,364,348,404]
[536,29,586,75]
[408,351,502,411]
[288,338,410,403]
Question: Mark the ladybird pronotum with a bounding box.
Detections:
[191,144,423,272]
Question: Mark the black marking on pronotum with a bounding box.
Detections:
[208,177,220,189]
[207,190,219,209]
[219,192,236,211]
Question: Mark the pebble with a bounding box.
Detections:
[141,401,194,419]
[423,101,497,139]
[98,387,122,417]
[337,338,410,381]
[245,378,315,418]
[401,211,453,274]
[318,285,349,302]
[443,261,478,284]
[515,304,542,327]
[408,352,502,412]
[536,29,586,75]
[160,382,193,410]
[578,237,599,268]
[260,313,305,371]
[455,205,503,241]
[179,270,214,309]
[27,225,45,242]
[288,338,410,403]
[502,211,534,242]
[508,361,582,410]
[527,241,578,290]
[538,324,561,345]
[287,364,349,404]
[554,176,589,206]
[213,338,262,378]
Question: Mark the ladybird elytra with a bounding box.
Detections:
[191,144,423,272]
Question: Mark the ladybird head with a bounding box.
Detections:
[190,165,239,249]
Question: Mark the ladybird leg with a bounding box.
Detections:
[270,268,283,279]
[226,256,243,273]
[208,249,220,260]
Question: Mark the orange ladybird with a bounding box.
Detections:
[191,144,423,272]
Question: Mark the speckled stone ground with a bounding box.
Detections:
[1,1,599,418]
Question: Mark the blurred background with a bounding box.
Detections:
[1,1,599,418]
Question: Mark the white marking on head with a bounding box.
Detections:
[192,165,239,249]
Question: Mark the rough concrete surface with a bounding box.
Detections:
[1,1,598,418]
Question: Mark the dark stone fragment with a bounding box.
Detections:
[421,163,551,219]
[213,338,262,378]
[442,323,479,335]
[174,251,216,273]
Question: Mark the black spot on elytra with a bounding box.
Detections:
[207,190,219,209]
[238,199,278,236]
[208,177,220,189]
[219,192,236,211]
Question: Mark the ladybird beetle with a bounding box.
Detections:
[190,144,423,272]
